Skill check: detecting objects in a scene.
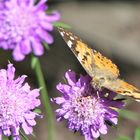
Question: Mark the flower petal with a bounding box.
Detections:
[7,64,15,80]
[65,70,76,86]
[13,45,25,61]
[30,37,44,56]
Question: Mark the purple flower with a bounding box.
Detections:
[52,70,125,140]
[0,0,60,61]
[0,63,41,140]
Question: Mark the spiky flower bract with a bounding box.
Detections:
[0,64,41,140]
[0,0,60,61]
[52,70,125,140]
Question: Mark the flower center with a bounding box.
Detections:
[71,95,104,122]
[2,4,36,42]
[0,90,27,125]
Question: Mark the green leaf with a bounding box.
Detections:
[43,42,50,51]
[53,22,71,29]
[34,108,42,114]
[119,109,139,121]
[134,128,140,140]
[31,56,38,69]
[117,135,131,140]
[20,130,29,140]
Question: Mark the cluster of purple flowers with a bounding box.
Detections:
[0,0,60,139]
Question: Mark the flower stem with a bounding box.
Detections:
[98,137,102,140]
[31,56,54,140]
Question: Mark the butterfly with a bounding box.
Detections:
[58,27,140,102]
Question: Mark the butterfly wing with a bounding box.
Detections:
[58,27,120,79]
[106,79,140,102]
[58,27,95,77]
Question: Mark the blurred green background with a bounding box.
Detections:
[1,0,140,140]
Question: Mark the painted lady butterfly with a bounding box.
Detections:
[58,27,140,102]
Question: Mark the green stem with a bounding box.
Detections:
[98,137,102,140]
[31,56,53,140]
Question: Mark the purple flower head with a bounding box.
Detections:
[52,70,125,140]
[0,0,60,61]
[0,63,41,140]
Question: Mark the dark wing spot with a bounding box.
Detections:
[85,52,90,56]
[75,50,79,55]
[115,98,126,101]
[82,55,88,61]
[81,60,85,64]
[117,90,122,93]
[123,91,131,93]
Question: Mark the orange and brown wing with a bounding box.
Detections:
[58,27,95,77]
[108,79,140,102]
[93,50,119,78]
[115,80,140,102]
[58,27,120,78]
